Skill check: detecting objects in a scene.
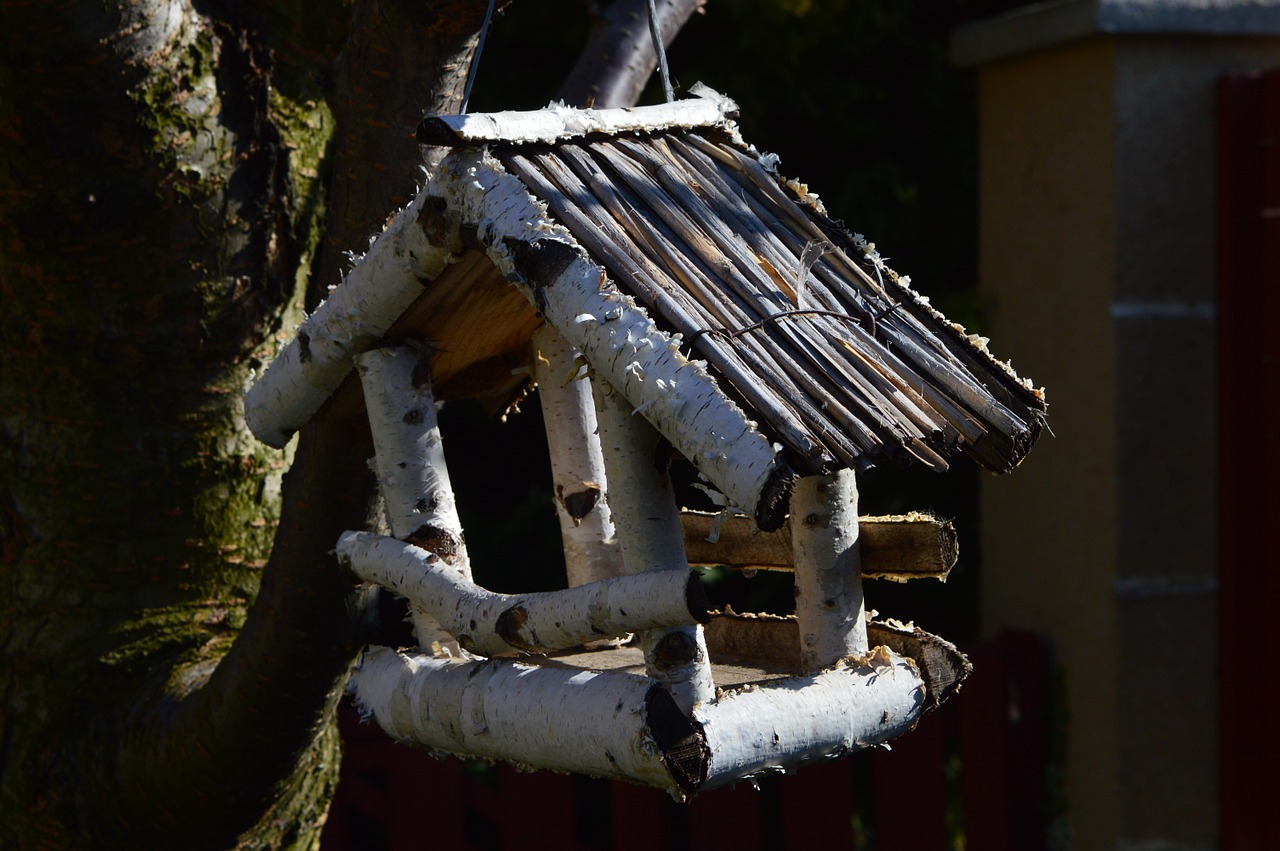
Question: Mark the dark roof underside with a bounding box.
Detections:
[495,130,1045,476]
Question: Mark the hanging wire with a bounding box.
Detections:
[646,0,675,103]
[460,0,498,114]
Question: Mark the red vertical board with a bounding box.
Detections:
[610,782,673,851]
[685,778,767,850]
[778,756,858,849]
[386,753,465,851]
[871,710,949,851]
[493,765,581,850]
[959,633,1047,851]
[958,642,1014,851]
[1217,69,1280,851]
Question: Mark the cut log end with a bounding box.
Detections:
[868,622,972,711]
[754,463,796,532]
[645,684,709,799]
[684,570,711,624]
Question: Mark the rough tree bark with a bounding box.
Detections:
[0,1,699,848]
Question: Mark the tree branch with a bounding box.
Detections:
[311,0,494,306]
[560,0,704,109]
[114,418,382,848]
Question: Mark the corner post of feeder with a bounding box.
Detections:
[593,377,715,712]
[791,470,868,671]
[532,324,623,586]
[355,345,471,652]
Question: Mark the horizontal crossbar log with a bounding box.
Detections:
[337,532,708,657]
[680,510,957,581]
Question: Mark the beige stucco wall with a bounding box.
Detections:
[970,23,1280,851]
[977,42,1123,850]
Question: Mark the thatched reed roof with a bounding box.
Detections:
[422,88,1046,478]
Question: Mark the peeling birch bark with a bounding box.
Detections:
[417,83,736,146]
[338,532,706,657]
[349,641,928,797]
[245,190,462,448]
[532,324,623,586]
[791,471,868,671]
[593,379,715,712]
[426,147,793,530]
[351,646,676,787]
[694,647,923,788]
[355,345,470,651]
[355,347,470,568]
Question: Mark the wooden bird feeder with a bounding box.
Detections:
[245,86,1046,798]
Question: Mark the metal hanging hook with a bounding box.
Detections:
[461,0,498,114]
[646,0,675,103]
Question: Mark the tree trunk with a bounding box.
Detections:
[0,1,489,847]
[0,0,700,847]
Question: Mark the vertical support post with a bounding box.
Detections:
[532,324,624,586]
[791,470,867,672]
[356,345,471,653]
[593,379,715,712]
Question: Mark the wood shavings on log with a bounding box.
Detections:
[695,647,923,789]
[680,510,958,581]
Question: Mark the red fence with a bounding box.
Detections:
[320,630,1051,851]
[1216,69,1280,851]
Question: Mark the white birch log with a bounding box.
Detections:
[355,345,471,651]
[694,646,924,789]
[593,379,715,712]
[417,83,737,147]
[244,189,462,448]
[791,471,868,671]
[355,346,471,570]
[428,147,793,530]
[532,324,624,586]
[350,642,928,797]
[338,532,706,657]
[351,646,676,787]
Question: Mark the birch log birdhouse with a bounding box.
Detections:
[244,86,1047,798]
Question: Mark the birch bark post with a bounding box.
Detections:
[533,324,625,586]
[791,471,869,671]
[356,345,471,652]
[593,379,716,712]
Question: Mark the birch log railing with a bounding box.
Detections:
[238,90,1043,797]
[680,509,958,581]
